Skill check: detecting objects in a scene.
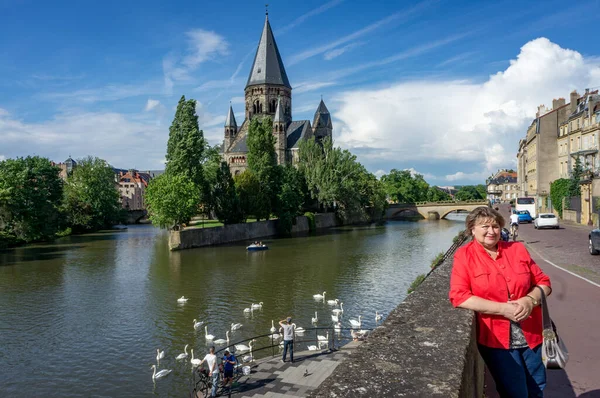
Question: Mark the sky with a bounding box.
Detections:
[1,0,599,185]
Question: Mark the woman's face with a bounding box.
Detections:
[471,217,501,248]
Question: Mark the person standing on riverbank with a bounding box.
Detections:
[222,349,235,391]
[199,346,219,397]
[279,317,295,363]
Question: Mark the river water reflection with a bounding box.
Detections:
[0,215,465,397]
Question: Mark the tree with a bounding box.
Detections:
[426,186,452,202]
[213,162,244,224]
[62,156,122,232]
[569,157,583,197]
[454,185,485,201]
[145,173,200,229]
[165,96,207,188]
[234,170,261,221]
[275,166,305,234]
[0,156,63,242]
[380,169,430,203]
[246,117,280,220]
[201,144,225,217]
[550,178,570,218]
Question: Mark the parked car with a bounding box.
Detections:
[534,213,559,229]
[515,210,533,223]
[589,229,600,255]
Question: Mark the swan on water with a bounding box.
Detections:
[156,349,165,362]
[243,306,253,313]
[214,331,230,345]
[331,314,339,322]
[175,344,189,360]
[349,315,362,328]
[326,298,339,306]
[334,322,341,332]
[375,311,382,321]
[193,319,204,330]
[313,291,326,300]
[235,339,254,353]
[311,311,318,324]
[205,326,215,340]
[243,353,253,362]
[307,345,318,351]
[271,327,282,339]
[332,302,344,315]
[270,320,277,333]
[251,302,263,309]
[231,323,243,331]
[177,296,188,303]
[317,331,329,342]
[292,324,305,334]
[151,364,172,380]
[190,349,201,366]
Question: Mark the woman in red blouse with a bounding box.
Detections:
[449,206,551,397]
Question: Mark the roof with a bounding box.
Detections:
[230,137,248,152]
[225,105,237,127]
[313,99,332,129]
[274,97,285,123]
[246,15,291,89]
[286,120,312,148]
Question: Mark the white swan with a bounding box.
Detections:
[334,322,341,332]
[235,339,254,353]
[311,311,318,324]
[156,349,165,362]
[269,320,277,333]
[317,331,329,342]
[327,298,339,306]
[375,311,382,321]
[177,296,188,303]
[214,331,230,345]
[204,326,214,340]
[231,323,243,331]
[313,291,326,299]
[251,302,263,309]
[151,364,172,380]
[292,324,305,334]
[332,302,344,315]
[271,327,282,339]
[331,314,339,322]
[243,353,253,362]
[243,306,253,313]
[176,344,189,360]
[190,349,201,366]
[307,345,318,351]
[193,319,204,330]
[349,315,362,328]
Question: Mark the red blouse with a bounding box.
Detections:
[449,240,551,349]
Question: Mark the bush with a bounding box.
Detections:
[430,252,445,269]
[407,274,426,294]
[304,212,316,233]
[55,227,72,237]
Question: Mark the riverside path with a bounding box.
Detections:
[486,204,600,397]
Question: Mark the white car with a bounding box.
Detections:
[534,213,559,229]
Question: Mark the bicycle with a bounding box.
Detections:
[192,366,233,398]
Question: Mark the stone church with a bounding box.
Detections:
[222,13,333,175]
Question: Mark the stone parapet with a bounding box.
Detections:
[309,257,483,397]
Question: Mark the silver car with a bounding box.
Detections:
[534,213,559,229]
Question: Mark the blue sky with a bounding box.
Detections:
[1,0,599,185]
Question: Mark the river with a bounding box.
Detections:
[0,216,465,397]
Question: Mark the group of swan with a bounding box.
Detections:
[244,301,264,313]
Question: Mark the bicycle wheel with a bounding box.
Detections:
[513,230,518,242]
[198,379,210,398]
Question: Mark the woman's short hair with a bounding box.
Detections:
[465,206,505,233]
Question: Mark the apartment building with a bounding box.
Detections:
[486,170,518,203]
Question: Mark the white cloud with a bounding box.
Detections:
[0,155,5,161]
[334,38,600,181]
[276,0,344,36]
[145,99,161,112]
[445,171,488,182]
[374,169,386,178]
[324,41,365,61]
[293,81,336,94]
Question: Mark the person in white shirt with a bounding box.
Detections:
[199,346,219,397]
[509,212,520,236]
[279,317,295,363]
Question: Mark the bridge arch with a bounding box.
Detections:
[440,208,470,219]
[389,208,425,219]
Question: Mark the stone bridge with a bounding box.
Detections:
[385,200,488,220]
[124,209,147,224]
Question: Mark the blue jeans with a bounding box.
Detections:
[210,371,219,397]
[479,344,546,397]
[282,340,294,362]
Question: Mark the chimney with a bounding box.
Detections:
[570,90,579,114]
[552,98,566,109]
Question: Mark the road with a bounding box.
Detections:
[485,205,600,397]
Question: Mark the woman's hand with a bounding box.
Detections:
[510,297,534,322]
[501,302,520,322]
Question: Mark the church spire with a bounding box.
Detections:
[246,14,291,89]
[273,97,285,123]
[225,104,237,128]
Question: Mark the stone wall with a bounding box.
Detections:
[309,256,484,398]
[563,209,579,223]
[169,213,338,251]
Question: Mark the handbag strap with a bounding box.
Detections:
[535,285,552,330]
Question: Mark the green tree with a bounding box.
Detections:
[201,144,224,217]
[246,117,280,220]
[275,165,305,234]
[454,185,485,201]
[569,157,583,197]
[550,178,570,218]
[234,170,260,221]
[145,173,200,229]
[213,162,244,224]
[165,96,207,188]
[0,156,63,242]
[426,186,452,202]
[380,169,430,203]
[62,156,122,232]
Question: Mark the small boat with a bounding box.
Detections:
[246,244,269,251]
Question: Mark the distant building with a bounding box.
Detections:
[486,170,518,203]
[114,169,155,210]
[437,186,458,198]
[52,156,77,180]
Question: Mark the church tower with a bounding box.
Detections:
[244,12,292,123]
[224,104,237,150]
[312,99,333,142]
[273,97,287,164]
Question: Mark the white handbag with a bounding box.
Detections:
[536,286,569,369]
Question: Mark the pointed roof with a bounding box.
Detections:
[246,15,291,89]
[313,99,332,129]
[274,97,285,123]
[225,105,237,128]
